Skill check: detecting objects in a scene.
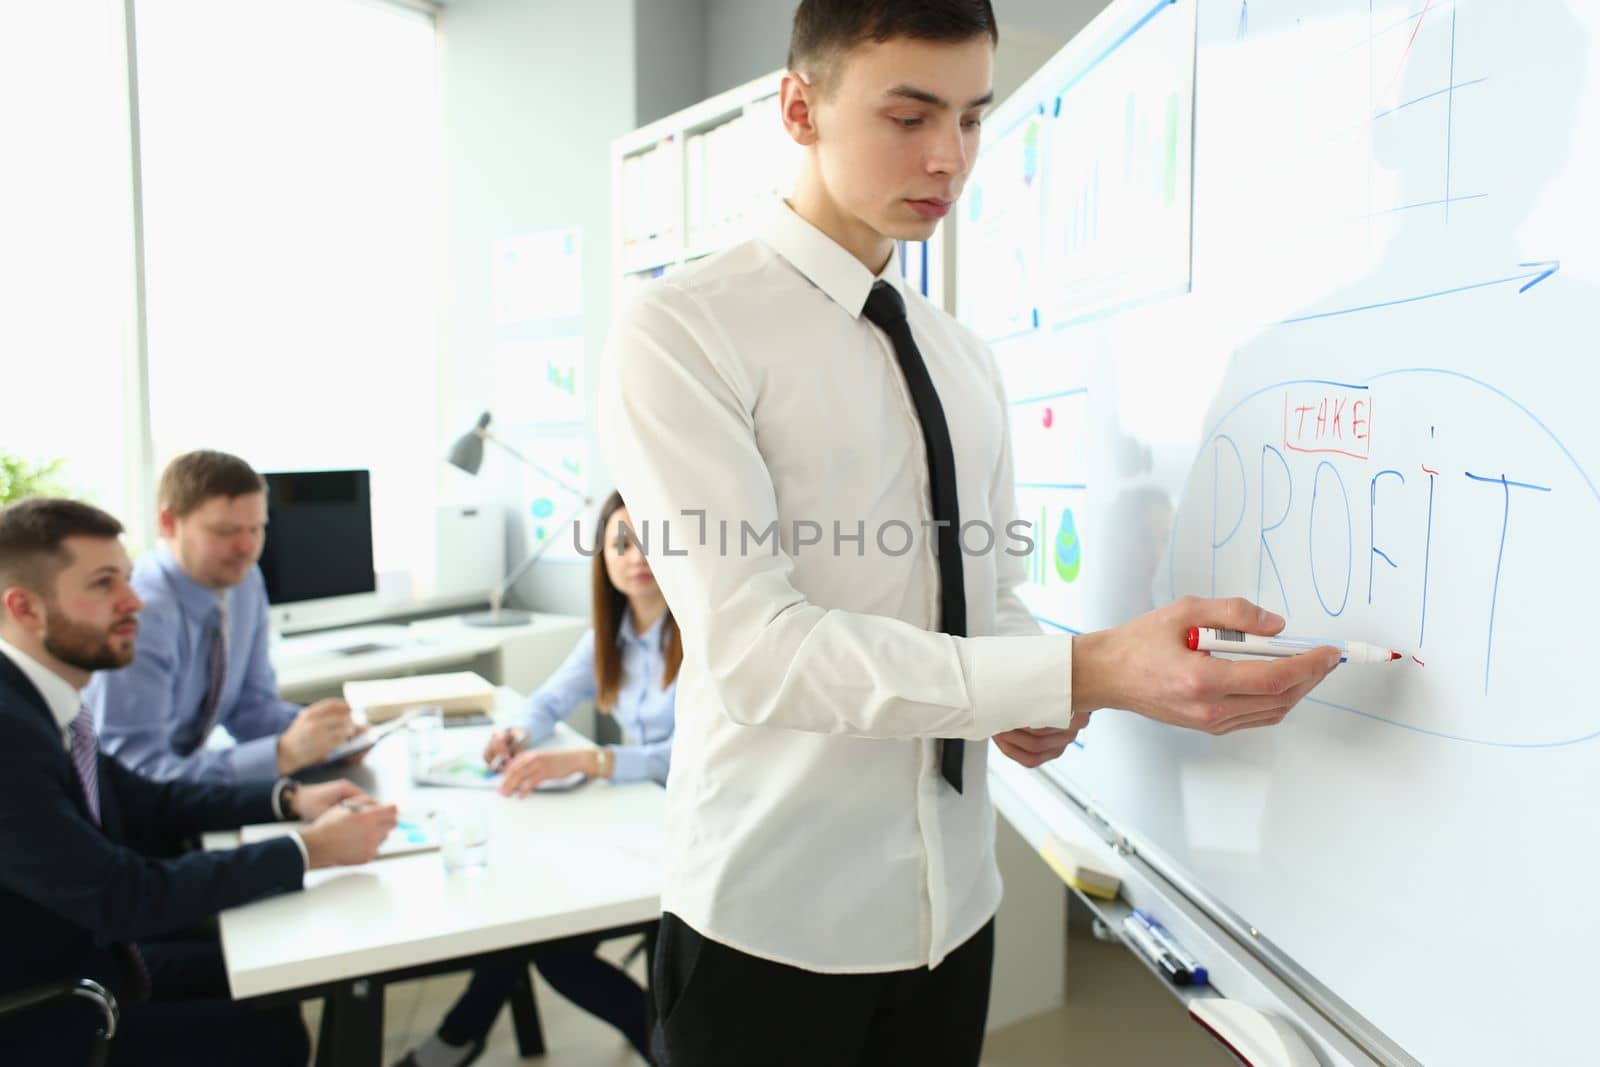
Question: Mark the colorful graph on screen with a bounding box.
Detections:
[957,111,1046,343]
[1040,0,1197,327]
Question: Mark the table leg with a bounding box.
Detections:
[317,978,384,1067]
[643,922,660,1042]
[508,967,546,1057]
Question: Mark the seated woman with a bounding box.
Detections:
[395,491,678,1067]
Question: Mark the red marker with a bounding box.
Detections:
[1188,627,1402,665]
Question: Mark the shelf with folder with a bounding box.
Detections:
[616,132,683,272]
[681,237,742,264]
[613,71,791,296]
[619,243,681,277]
[612,69,947,305]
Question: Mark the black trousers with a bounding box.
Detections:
[650,913,995,1067]
[110,939,309,1067]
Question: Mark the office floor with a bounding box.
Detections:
[302,929,1234,1066]
[981,929,1238,1067]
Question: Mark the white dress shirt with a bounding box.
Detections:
[598,200,1073,972]
[0,635,81,748]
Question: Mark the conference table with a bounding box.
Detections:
[204,689,667,1066]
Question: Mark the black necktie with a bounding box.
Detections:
[863,281,966,793]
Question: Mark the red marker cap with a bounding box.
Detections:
[1186,626,1200,651]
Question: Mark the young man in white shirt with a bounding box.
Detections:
[599,2,1341,1063]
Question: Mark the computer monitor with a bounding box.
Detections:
[259,469,376,609]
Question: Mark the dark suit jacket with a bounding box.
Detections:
[0,651,304,1009]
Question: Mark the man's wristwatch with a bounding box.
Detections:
[593,747,612,779]
[279,779,301,820]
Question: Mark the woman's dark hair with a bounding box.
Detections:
[591,490,681,712]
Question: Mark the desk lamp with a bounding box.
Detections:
[446,411,592,627]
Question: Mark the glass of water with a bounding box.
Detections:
[438,808,489,873]
[407,705,444,777]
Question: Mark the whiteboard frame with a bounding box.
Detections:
[990,752,1421,1067]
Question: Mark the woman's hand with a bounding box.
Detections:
[483,727,529,770]
[498,748,594,797]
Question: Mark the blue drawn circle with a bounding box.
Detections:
[1170,368,1600,748]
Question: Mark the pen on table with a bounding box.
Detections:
[1120,914,1192,985]
[1187,626,1401,664]
[488,729,521,772]
[1131,910,1208,985]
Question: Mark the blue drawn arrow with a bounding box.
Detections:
[1282,259,1562,324]
[1517,259,1561,293]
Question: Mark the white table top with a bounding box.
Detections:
[207,688,666,999]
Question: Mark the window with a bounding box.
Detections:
[136,0,440,588]
[0,0,139,522]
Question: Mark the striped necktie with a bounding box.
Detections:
[863,280,967,793]
[194,593,230,746]
[69,707,151,1000]
[68,708,103,823]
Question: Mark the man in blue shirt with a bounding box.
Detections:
[87,450,356,781]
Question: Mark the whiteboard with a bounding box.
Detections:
[959,1,1600,1064]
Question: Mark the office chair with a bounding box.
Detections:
[0,977,120,1067]
[589,709,654,974]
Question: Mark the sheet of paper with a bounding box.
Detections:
[412,756,587,793]
[239,811,439,860]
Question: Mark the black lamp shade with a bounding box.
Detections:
[447,412,492,475]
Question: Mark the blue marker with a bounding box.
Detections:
[1131,910,1208,985]
[1120,915,1190,985]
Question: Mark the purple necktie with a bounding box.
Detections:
[70,707,151,999]
[68,708,102,822]
[196,594,230,742]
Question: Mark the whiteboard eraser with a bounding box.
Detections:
[1038,836,1121,900]
[1189,998,1321,1067]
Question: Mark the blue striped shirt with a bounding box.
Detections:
[85,545,297,782]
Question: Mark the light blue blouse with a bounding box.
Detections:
[523,609,677,785]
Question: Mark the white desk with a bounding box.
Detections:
[206,688,665,1066]
[271,611,588,703]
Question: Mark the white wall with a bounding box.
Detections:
[703,0,1112,100]
[989,815,1069,1031]
[636,0,710,125]
[437,0,638,616]
[703,0,790,98]
[997,0,1111,41]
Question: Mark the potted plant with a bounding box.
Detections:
[0,456,66,506]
